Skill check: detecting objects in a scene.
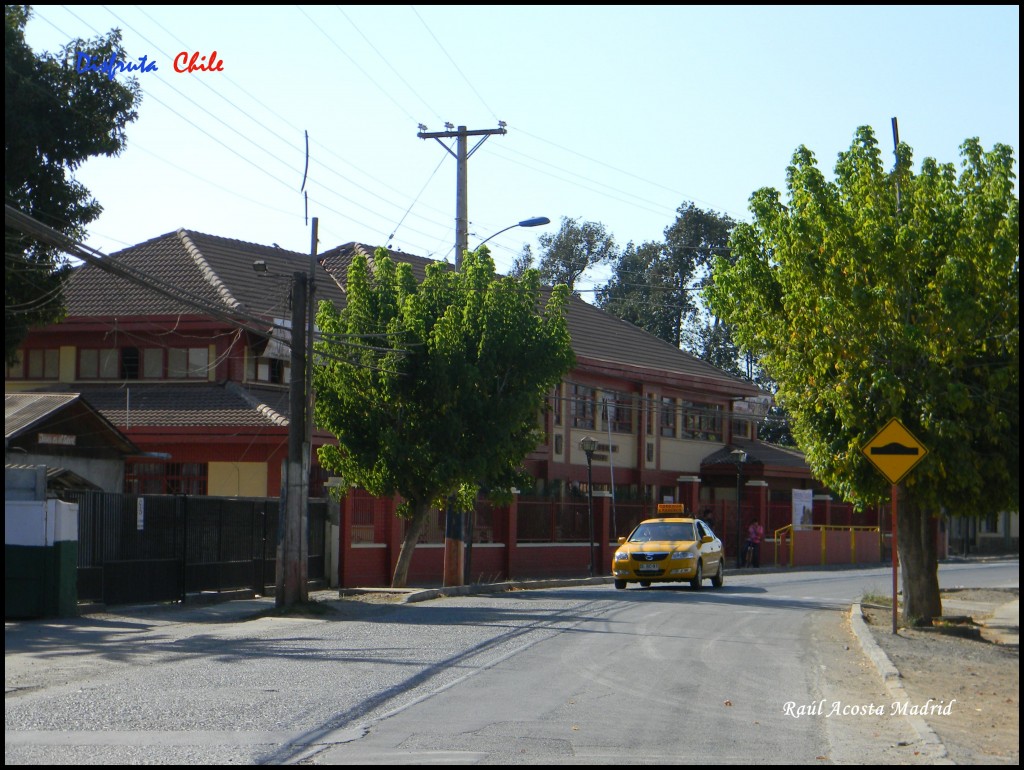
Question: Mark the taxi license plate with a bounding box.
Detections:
[637,563,660,572]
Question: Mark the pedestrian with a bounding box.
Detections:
[746,519,764,568]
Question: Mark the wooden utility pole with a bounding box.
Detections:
[418,123,506,587]
[417,123,507,269]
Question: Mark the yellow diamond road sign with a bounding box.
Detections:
[862,418,928,485]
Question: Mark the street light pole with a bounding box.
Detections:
[581,436,598,577]
[475,217,550,249]
[731,448,747,567]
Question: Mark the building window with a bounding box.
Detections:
[255,357,289,384]
[11,349,59,380]
[645,394,655,435]
[125,461,208,495]
[167,347,209,379]
[143,348,164,378]
[571,384,595,429]
[79,348,119,379]
[660,396,676,437]
[646,442,654,462]
[681,401,723,441]
[554,434,563,455]
[602,391,634,433]
[552,386,562,426]
[121,346,140,379]
[6,350,24,379]
[731,417,752,440]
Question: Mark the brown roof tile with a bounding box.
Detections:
[62,233,761,399]
[41,382,291,429]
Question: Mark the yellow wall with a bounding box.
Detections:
[59,346,76,383]
[659,438,724,475]
[568,430,638,469]
[208,462,268,497]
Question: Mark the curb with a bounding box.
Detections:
[848,603,953,764]
[401,576,614,603]
[338,577,614,604]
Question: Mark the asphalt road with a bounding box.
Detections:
[5,562,1018,765]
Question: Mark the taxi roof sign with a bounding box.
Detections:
[656,503,686,514]
[862,418,928,485]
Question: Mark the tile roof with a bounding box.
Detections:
[34,382,291,429]
[701,439,811,471]
[562,293,760,392]
[62,231,762,398]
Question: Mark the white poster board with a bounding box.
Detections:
[793,489,813,530]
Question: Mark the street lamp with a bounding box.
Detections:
[580,436,598,577]
[475,217,550,249]
[731,448,748,567]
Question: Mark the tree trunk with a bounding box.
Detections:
[391,501,430,588]
[897,493,942,625]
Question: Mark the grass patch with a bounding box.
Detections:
[860,589,895,609]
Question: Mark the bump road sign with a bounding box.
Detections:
[861,418,928,485]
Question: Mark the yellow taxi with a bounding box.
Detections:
[612,517,724,590]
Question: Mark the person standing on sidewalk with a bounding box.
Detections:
[746,519,764,568]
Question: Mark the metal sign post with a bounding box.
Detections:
[861,418,928,634]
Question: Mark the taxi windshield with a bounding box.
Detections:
[629,522,695,543]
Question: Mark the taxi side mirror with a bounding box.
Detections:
[617,537,626,545]
[701,535,714,544]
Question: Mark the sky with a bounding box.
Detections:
[18,5,1021,297]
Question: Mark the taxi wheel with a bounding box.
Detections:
[711,559,724,588]
[639,580,652,588]
[614,579,627,590]
[690,561,703,590]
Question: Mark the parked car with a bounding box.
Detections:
[611,517,724,590]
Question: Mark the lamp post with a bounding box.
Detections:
[475,217,550,249]
[580,436,598,577]
[731,448,747,567]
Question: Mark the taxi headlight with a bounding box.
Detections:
[671,551,695,561]
[614,551,630,561]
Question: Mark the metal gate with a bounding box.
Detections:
[70,492,327,606]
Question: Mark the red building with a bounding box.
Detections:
[7,230,880,585]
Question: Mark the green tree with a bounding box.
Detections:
[708,127,1019,623]
[597,240,685,342]
[598,202,740,366]
[313,247,576,587]
[5,5,140,364]
[536,216,617,293]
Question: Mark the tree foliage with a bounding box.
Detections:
[536,216,617,292]
[708,126,1019,621]
[599,202,742,371]
[4,5,140,364]
[313,247,576,587]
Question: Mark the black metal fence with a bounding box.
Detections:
[67,491,326,606]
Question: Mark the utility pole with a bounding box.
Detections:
[277,218,319,609]
[418,122,506,587]
[417,123,507,269]
[278,269,307,608]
